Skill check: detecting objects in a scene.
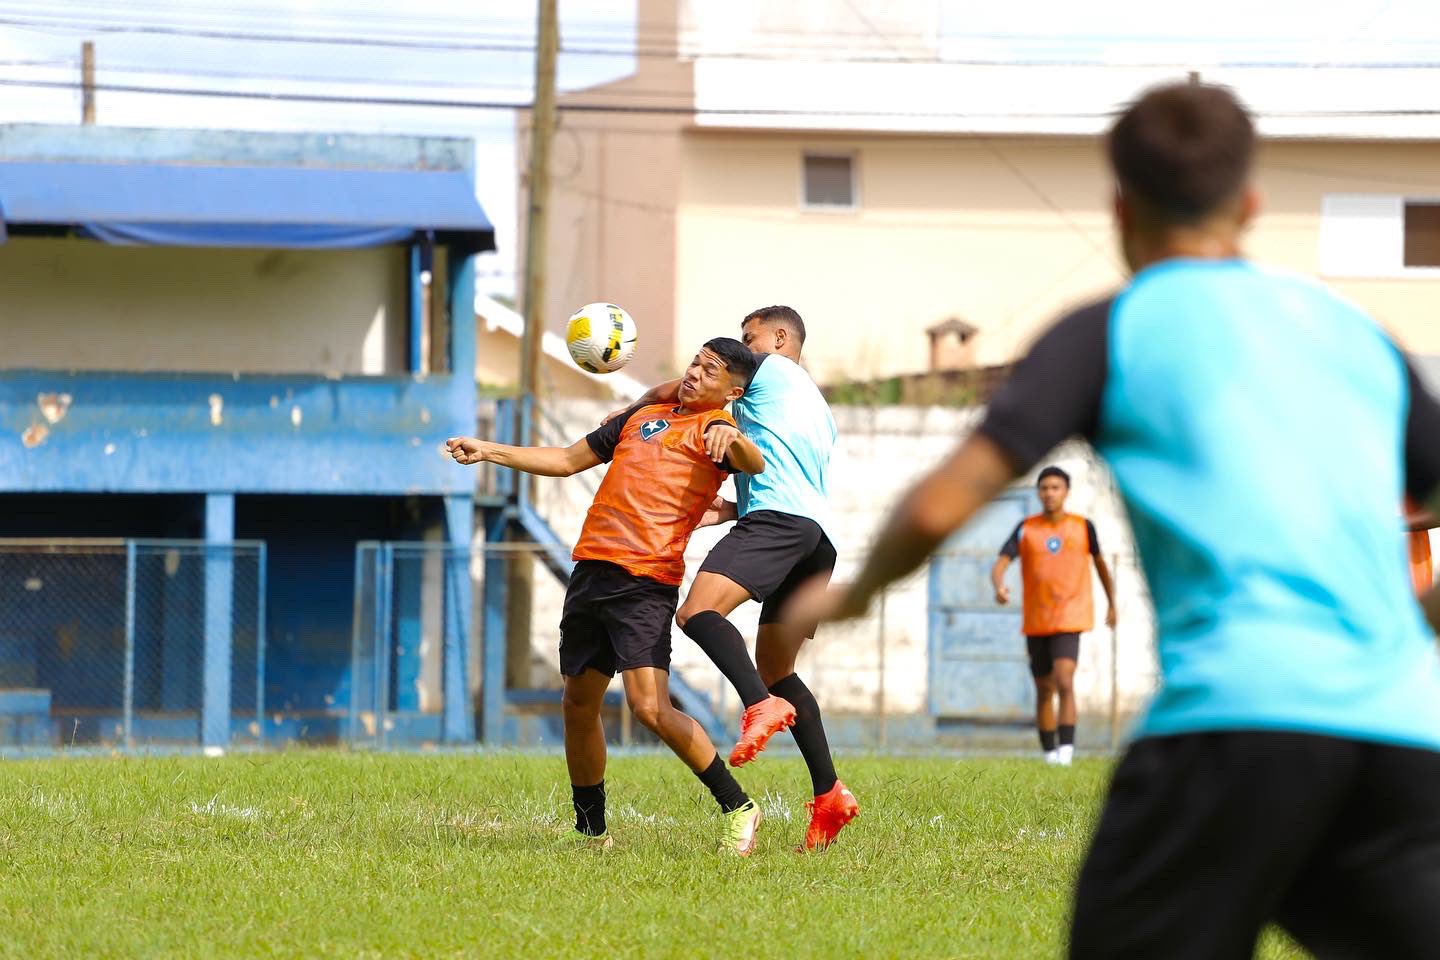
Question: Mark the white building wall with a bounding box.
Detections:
[0,237,408,374]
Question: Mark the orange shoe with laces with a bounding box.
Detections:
[804,780,859,851]
[727,695,796,767]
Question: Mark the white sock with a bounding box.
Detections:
[1057,744,1074,765]
[1043,749,1060,764]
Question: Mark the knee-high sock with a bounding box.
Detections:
[768,673,838,796]
[681,611,769,707]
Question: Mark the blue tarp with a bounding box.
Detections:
[0,160,494,250]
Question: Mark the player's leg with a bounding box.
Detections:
[621,666,762,855]
[755,534,857,849]
[1029,635,1059,761]
[1051,637,1080,765]
[1274,741,1440,959]
[561,668,612,839]
[557,565,622,842]
[675,571,768,704]
[1069,731,1355,960]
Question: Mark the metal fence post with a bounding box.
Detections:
[256,542,267,747]
[377,543,394,749]
[123,540,137,750]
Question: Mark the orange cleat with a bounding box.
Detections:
[803,780,859,851]
[728,695,796,767]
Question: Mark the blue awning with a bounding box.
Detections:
[0,159,495,251]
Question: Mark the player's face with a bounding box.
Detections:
[740,318,782,355]
[1037,476,1068,513]
[678,348,742,410]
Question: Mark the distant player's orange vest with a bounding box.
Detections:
[1017,513,1095,636]
[1409,531,1433,597]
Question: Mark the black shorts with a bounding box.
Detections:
[558,560,679,677]
[698,510,837,633]
[1026,632,1080,677]
[1070,731,1440,960]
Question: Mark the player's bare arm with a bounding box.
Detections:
[990,555,1012,605]
[445,435,601,477]
[697,496,739,529]
[603,378,681,425]
[1093,552,1118,628]
[787,432,1018,625]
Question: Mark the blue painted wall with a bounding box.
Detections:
[0,371,473,496]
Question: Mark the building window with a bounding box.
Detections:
[1404,202,1440,268]
[1320,195,1440,277]
[802,154,856,209]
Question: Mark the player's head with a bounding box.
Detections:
[1106,82,1259,273]
[741,305,805,361]
[679,337,756,410]
[1037,466,1070,512]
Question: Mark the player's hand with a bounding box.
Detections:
[1106,605,1118,629]
[446,437,491,465]
[783,576,871,627]
[600,406,628,426]
[994,584,1011,606]
[705,424,741,463]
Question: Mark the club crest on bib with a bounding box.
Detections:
[640,419,670,441]
[1046,536,1062,554]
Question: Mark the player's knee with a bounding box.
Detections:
[1054,672,1076,695]
[674,603,707,630]
[1035,675,1057,696]
[627,694,664,731]
[561,688,596,718]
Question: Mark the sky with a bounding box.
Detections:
[2,0,1438,295]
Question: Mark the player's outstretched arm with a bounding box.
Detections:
[446,436,601,477]
[786,432,1019,625]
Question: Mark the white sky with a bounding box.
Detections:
[2,0,1438,294]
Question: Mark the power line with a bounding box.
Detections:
[8,75,1440,123]
[7,12,1440,69]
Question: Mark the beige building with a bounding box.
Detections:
[521,0,1440,389]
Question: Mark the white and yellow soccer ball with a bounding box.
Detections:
[565,302,638,374]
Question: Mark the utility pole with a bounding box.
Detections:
[505,0,559,690]
[81,41,96,124]
[517,0,558,446]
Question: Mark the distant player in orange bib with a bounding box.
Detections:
[990,466,1116,765]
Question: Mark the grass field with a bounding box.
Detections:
[1,751,1305,959]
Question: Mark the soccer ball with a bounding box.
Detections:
[565,302,638,374]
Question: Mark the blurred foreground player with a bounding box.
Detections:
[788,82,1440,958]
[449,338,769,854]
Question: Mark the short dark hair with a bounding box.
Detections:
[1106,82,1255,225]
[703,337,757,388]
[1037,466,1070,488]
[742,305,806,345]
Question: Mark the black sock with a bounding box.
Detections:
[768,673,837,796]
[695,754,749,813]
[572,781,606,836]
[680,611,769,707]
[1059,725,1076,747]
[1039,729,1057,752]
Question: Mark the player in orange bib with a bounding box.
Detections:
[990,466,1116,765]
[446,338,770,854]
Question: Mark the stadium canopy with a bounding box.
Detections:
[0,159,495,251]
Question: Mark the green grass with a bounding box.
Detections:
[0,752,1305,959]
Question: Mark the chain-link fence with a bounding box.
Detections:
[350,533,1159,755]
[0,539,264,751]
